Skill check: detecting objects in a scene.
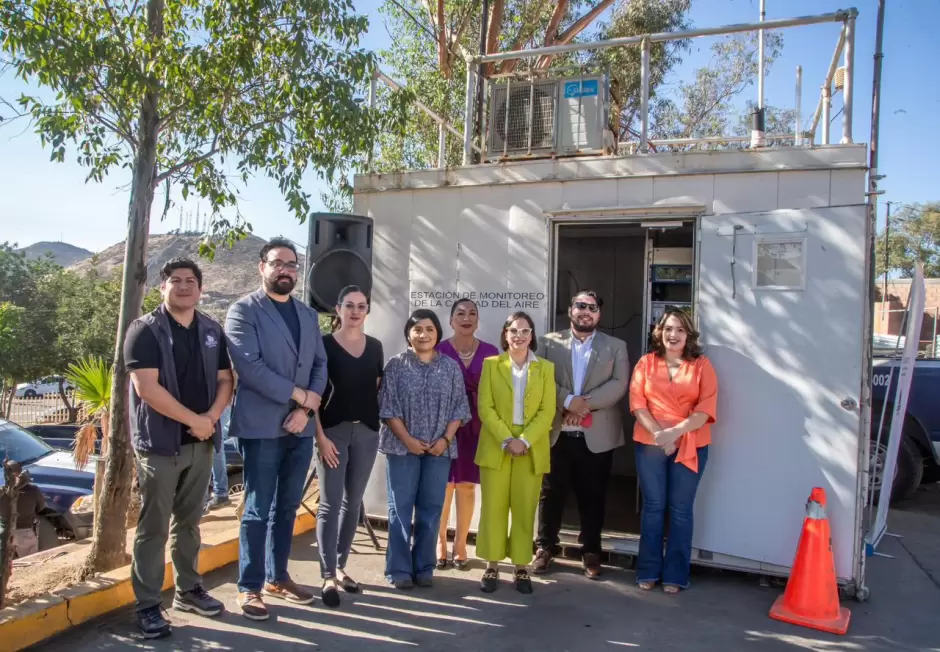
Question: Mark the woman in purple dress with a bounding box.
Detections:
[437,298,499,570]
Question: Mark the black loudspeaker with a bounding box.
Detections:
[305,213,374,313]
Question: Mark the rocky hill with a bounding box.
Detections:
[18,241,93,268]
[69,232,306,321]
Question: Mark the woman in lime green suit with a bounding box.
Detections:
[476,311,556,594]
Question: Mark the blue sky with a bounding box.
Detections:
[0,0,935,253]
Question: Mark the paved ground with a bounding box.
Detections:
[34,485,940,652]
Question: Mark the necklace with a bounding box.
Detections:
[454,338,477,360]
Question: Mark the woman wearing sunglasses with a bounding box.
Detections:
[475,312,556,593]
[314,286,385,607]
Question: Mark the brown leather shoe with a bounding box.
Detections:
[263,576,315,605]
[582,552,602,580]
[532,548,553,574]
[237,592,270,621]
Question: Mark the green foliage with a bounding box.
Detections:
[569,0,692,142]
[52,264,163,366]
[316,0,690,209]
[0,0,389,252]
[65,356,112,415]
[0,303,25,376]
[875,203,940,278]
[372,0,691,171]
[318,312,333,334]
[0,243,62,384]
[652,31,785,142]
[0,245,163,381]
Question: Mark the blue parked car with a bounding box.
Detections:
[0,418,95,550]
[870,357,940,503]
[27,422,244,496]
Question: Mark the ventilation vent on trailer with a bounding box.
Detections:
[490,82,557,154]
[486,75,608,161]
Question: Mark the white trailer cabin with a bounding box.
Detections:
[355,145,869,593]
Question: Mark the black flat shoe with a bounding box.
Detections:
[436,558,449,570]
[514,568,533,594]
[453,559,469,571]
[321,583,341,608]
[339,575,360,594]
[480,568,499,593]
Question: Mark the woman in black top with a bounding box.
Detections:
[315,285,385,607]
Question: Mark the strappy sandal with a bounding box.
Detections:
[663,584,680,594]
[637,581,656,591]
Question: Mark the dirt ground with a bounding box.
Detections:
[4,480,320,608]
[6,500,245,606]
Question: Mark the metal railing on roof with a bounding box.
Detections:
[365,8,859,170]
[462,8,858,165]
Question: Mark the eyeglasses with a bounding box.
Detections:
[508,328,532,337]
[342,303,368,312]
[265,259,299,272]
[573,301,599,313]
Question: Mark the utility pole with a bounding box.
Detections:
[751,0,766,148]
[474,0,489,164]
[882,200,893,319]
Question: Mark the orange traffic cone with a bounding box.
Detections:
[769,487,851,635]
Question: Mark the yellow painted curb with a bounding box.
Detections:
[0,510,317,652]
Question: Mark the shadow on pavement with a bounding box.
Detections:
[30,516,940,652]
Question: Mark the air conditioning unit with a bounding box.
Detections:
[486,74,608,161]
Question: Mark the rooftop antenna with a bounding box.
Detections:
[751,0,767,148]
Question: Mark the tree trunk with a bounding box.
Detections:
[535,0,615,70]
[58,378,79,423]
[483,0,504,77]
[125,464,142,530]
[0,462,23,609]
[92,412,110,515]
[81,0,164,577]
[2,381,16,420]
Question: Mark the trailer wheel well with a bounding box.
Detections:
[870,400,931,459]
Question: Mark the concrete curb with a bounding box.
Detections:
[0,511,316,652]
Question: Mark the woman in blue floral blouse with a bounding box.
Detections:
[379,309,471,589]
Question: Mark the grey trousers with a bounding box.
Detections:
[132,441,214,610]
[315,422,379,579]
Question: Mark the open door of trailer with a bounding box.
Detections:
[695,206,866,582]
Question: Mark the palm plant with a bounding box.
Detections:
[65,357,112,509]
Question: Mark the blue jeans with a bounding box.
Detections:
[237,435,314,592]
[210,442,228,498]
[635,443,709,589]
[385,453,451,583]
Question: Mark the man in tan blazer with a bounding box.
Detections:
[534,290,629,578]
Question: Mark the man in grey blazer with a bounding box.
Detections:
[535,290,629,579]
[225,237,327,621]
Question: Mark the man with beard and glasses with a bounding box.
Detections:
[534,291,628,579]
[224,237,327,621]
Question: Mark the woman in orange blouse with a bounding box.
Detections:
[629,309,718,594]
